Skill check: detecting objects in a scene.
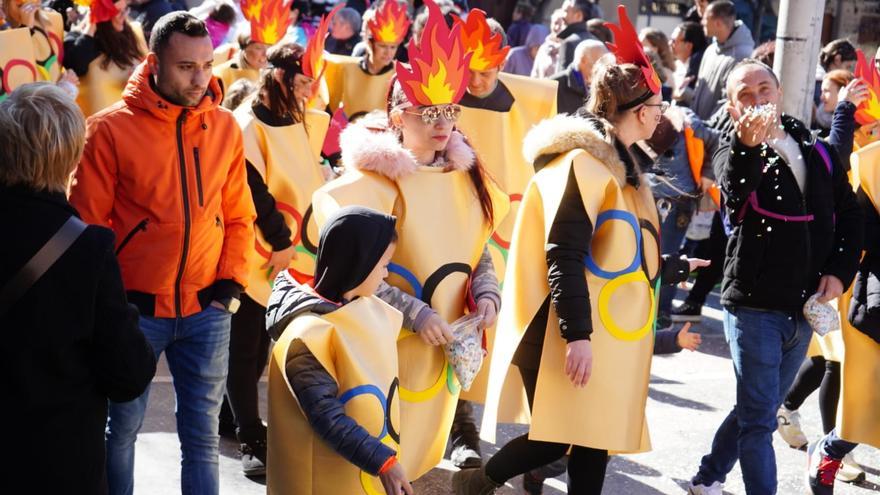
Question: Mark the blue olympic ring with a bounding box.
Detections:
[388,263,423,300]
[584,209,642,279]
[339,384,389,439]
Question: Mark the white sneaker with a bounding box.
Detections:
[836,453,865,483]
[777,406,808,449]
[687,480,723,495]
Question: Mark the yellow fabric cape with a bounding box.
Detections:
[267,294,403,495]
[75,23,147,117]
[213,57,260,96]
[0,28,38,101]
[312,163,508,478]
[482,147,659,452]
[838,140,880,448]
[323,54,394,120]
[455,72,557,402]
[235,104,330,306]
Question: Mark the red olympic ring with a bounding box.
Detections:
[1,59,38,95]
[48,30,63,65]
[254,201,303,260]
[489,193,522,250]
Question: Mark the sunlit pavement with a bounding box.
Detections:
[133,288,880,494]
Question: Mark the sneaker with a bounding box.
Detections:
[836,453,865,483]
[450,423,483,469]
[240,440,266,477]
[686,480,723,495]
[776,406,808,449]
[807,440,842,494]
[671,301,703,322]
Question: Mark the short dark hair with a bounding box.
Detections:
[678,21,707,52]
[572,0,595,20]
[706,1,737,22]
[727,57,780,97]
[209,3,236,25]
[819,39,857,71]
[149,12,209,56]
[587,18,613,44]
[751,40,776,67]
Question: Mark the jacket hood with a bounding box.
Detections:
[522,113,627,185]
[339,112,475,181]
[720,21,754,51]
[265,271,340,341]
[122,61,224,122]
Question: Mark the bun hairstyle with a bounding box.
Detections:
[256,42,306,124]
[385,79,494,226]
[585,55,653,121]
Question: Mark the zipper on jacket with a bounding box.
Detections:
[193,147,204,207]
[115,218,149,255]
[174,110,192,317]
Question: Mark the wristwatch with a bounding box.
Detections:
[215,296,241,314]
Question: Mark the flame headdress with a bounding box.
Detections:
[250,0,292,46]
[74,0,120,24]
[368,0,410,45]
[455,9,509,72]
[855,49,880,126]
[302,4,340,81]
[240,0,262,22]
[394,0,471,106]
[603,5,661,109]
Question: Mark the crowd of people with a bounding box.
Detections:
[3,0,880,494]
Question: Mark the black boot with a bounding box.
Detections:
[452,467,501,495]
[450,400,482,468]
[237,421,267,477]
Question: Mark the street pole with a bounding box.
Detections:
[773,0,826,124]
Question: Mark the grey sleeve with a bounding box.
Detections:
[375,281,436,331]
[470,245,501,311]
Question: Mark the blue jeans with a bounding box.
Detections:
[657,197,694,315]
[106,306,232,495]
[696,307,812,494]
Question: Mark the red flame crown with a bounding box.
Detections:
[240,0,262,22]
[604,5,661,95]
[855,49,880,126]
[368,0,411,45]
[302,4,341,80]
[455,9,509,71]
[394,0,471,106]
[250,0,292,46]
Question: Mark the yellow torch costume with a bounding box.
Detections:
[312,1,509,477]
[454,8,558,401]
[236,106,329,305]
[839,139,880,448]
[268,292,404,494]
[323,0,410,120]
[0,28,39,102]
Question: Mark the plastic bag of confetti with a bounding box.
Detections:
[803,293,840,336]
[443,313,485,391]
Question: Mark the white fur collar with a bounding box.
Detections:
[340,112,475,181]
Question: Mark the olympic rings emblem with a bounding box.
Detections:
[584,209,642,279]
[489,193,522,250]
[254,201,318,284]
[639,219,661,286]
[597,271,656,342]
[0,58,38,100]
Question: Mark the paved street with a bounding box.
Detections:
[134,288,880,494]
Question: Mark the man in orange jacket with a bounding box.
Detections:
[69,12,256,495]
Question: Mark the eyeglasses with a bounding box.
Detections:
[403,104,462,125]
[641,101,670,113]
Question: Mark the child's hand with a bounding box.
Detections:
[475,298,497,329]
[379,461,413,495]
[419,313,454,346]
[676,322,702,351]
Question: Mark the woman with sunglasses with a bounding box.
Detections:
[460,8,706,495]
[313,0,508,481]
[63,0,147,116]
[228,40,330,476]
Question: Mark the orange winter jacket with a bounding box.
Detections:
[70,61,256,318]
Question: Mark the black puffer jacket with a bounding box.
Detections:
[848,188,880,343]
[265,274,396,475]
[716,114,863,311]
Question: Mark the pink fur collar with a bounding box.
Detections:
[339,114,475,181]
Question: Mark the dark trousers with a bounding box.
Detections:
[783,356,841,434]
[485,366,609,494]
[686,211,726,306]
[226,294,271,439]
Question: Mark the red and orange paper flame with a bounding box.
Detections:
[250,0,292,46]
[455,9,509,72]
[395,0,471,106]
[302,3,340,82]
[74,0,119,24]
[855,49,880,126]
[368,0,410,45]
[240,0,262,22]
[604,5,661,95]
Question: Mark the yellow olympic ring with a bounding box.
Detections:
[36,65,50,82]
[396,331,452,402]
[597,271,656,342]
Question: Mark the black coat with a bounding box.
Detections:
[716,115,863,312]
[557,22,594,73]
[0,185,156,494]
[550,66,588,115]
[848,188,880,343]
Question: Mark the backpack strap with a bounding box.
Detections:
[0,216,87,316]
